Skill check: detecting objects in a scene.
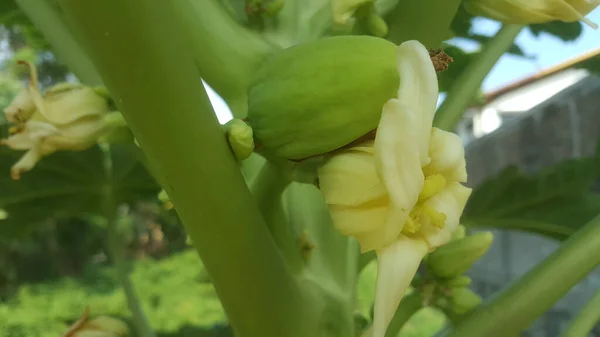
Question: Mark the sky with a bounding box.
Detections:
[207,8,600,123]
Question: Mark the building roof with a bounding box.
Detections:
[477,47,600,106]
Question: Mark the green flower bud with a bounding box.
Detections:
[426,232,494,279]
[449,287,482,314]
[443,275,473,288]
[224,118,255,160]
[247,35,399,160]
[365,13,388,37]
[450,224,467,241]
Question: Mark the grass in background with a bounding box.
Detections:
[0,250,445,337]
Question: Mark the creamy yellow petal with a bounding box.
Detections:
[464,0,600,28]
[372,237,428,337]
[424,128,468,183]
[10,145,46,180]
[374,99,424,240]
[328,199,388,238]
[47,117,108,151]
[394,40,439,167]
[318,144,387,207]
[42,86,111,126]
[4,88,35,123]
[1,133,36,150]
[419,182,472,249]
[25,121,60,141]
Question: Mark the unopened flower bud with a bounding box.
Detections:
[224,118,255,160]
[449,287,482,314]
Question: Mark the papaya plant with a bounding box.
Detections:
[0,1,599,337]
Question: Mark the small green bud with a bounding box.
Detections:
[247,35,399,160]
[365,13,388,37]
[450,224,467,241]
[263,0,284,16]
[93,86,112,100]
[443,275,472,288]
[224,118,255,161]
[449,287,482,314]
[427,232,494,279]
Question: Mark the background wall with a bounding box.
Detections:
[464,75,600,336]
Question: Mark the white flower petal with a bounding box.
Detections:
[372,237,428,337]
[419,182,472,249]
[395,40,439,167]
[425,128,468,182]
[374,99,424,240]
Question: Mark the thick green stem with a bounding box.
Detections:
[445,214,600,337]
[250,160,304,273]
[559,290,600,337]
[433,24,523,131]
[57,2,312,336]
[15,0,102,85]
[384,291,424,337]
[171,0,277,117]
[101,145,154,337]
[384,0,462,48]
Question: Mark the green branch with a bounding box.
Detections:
[385,0,463,48]
[56,1,312,336]
[15,0,102,85]
[433,24,523,131]
[445,214,600,337]
[250,160,304,273]
[171,0,278,118]
[559,289,600,337]
[101,144,154,337]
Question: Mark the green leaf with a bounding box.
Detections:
[463,151,600,240]
[528,21,583,42]
[0,143,160,240]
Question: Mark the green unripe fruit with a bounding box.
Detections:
[247,35,399,160]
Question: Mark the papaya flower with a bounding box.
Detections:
[317,40,472,337]
[1,61,121,180]
[463,0,600,29]
[62,307,130,337]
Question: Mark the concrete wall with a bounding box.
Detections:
[463,75,600,337]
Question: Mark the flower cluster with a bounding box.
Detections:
[317,40,471,337]
[1,61,117,180]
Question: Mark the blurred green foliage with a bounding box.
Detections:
[0,250,446,337]
[0,250,223,337]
